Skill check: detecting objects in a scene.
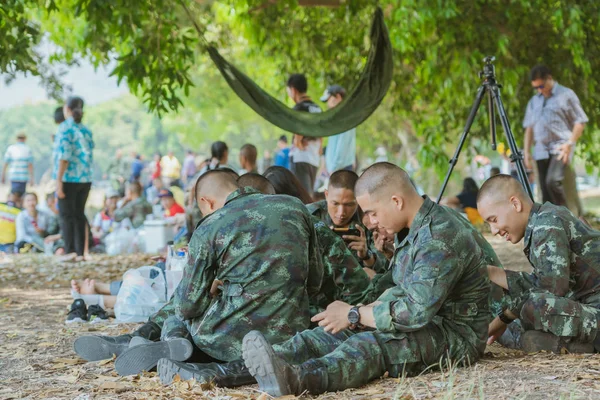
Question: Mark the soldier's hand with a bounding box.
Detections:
[210,279,224,297]
[311,301,352,334]
[344,225,368,259]
[487,316,508,345]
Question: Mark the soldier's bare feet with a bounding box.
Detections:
[71,279,97,295]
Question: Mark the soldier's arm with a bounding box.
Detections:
[306,218,324,299]
[112,203,131,223]
[528,216,571,296]
[173,235,217,321]
[371,242,460,333]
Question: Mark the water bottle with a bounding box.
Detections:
[171,250,187,271]
[165,241,175,270]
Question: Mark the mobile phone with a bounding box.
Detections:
[332,227,360,238]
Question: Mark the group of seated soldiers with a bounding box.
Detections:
[72,162,600,396]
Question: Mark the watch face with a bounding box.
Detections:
[348,308,360,324]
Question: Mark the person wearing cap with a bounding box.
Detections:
[320,85,356,174]
[159,189,185,218]
[2,132,34,196]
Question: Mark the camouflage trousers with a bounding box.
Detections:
[519,292,600,343]
[271,324,476,393]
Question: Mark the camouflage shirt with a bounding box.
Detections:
[173,187,323,361]
[311,219,371,313]
[506,202,600,314]
[113,197,153,229]
[373,198,491,360]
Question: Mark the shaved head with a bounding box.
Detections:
[195,170,240,215]
[477,174,530,206]
[355,162,423,234]
[328,170,358,191]
[356,162,418,199]
[477,174,533,244]
[237,173,276,195]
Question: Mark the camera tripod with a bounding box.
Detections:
[437,56,534,202]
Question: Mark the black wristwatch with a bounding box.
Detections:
[498,309,515,324]
[348,305,362,329]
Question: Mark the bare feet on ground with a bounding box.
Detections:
[71,278,97,295]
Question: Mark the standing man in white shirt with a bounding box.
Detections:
[286,73,322,196]
[2,132,34,196]
[320,85,356,174]
[523,65,588,209]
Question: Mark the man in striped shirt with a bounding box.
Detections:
[523,65,588,209]
[2,133,34,196]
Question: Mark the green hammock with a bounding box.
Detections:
[206,7,393,138]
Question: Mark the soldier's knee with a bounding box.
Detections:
[520,293,552,326]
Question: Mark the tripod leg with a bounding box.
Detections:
[488,91,497,151]
[490,88,535,201]
[437,85,487,203]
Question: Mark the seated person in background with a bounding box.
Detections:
[160,189,185,219]
[441,177,482,224]
[307,170,379,271]
[479,174,600,354]
[441,177,479,210]
[146,177,164,205]
[39,192,59,216]
[238,144,258,175]
[6,192,22,209]
[92,189,120,240]
[114,182,153,229]
[15,193,55,252]
[0,199,20,253]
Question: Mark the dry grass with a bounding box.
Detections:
[1,237,600,399]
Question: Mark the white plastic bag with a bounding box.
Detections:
[114,266,167,322]
[105,228,138,255]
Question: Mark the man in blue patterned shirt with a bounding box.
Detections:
[523,65,588,210]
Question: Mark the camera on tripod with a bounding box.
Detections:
[479,56,496,80]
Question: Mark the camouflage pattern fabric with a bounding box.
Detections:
[365,228,391,274]
[173,187,323,362]
[311,219,371,313]
[505,202,600,341]
[113,197,153,228]
[307,199,376,268]
[267,197,491,394]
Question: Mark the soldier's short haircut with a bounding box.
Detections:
[328,170,359,191]
[355,162,415,198]
[477,174,529,204]
[240,144,257,164]
[237,173,276,195]
[195,169,240,201]
[127,181,143,196]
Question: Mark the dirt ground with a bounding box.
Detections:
[1,238,600,400]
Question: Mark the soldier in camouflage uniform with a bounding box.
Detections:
[240,162,492,396]
[111,170,323,376]
[478,174,600,353]
[113,181,153,229]
[308,170,385,274]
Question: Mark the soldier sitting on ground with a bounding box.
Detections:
[307,170,387,276]
[478,174,600,353]
[74,170,324,380]
[113,181,153,229]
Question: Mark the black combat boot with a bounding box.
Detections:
[115,320,193,376]
[521,331,595,354]
[242,330,328,396]
[157,358,256,387]
[74,321,161,361]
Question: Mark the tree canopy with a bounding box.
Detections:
[2,0,599,174]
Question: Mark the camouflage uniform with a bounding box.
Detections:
[311,219,371,313]
[504,203,600,344]
[365,229,392,274]
[265,198,491,393]
[113,197,153,228]
[307,200,378,269]
[169,187,323,362]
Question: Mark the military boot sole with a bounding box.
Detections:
[74,336,130,361]
[115,338,193,376]
[158,358,205,385]
[521,331,595,354]
[242,330,293,397]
